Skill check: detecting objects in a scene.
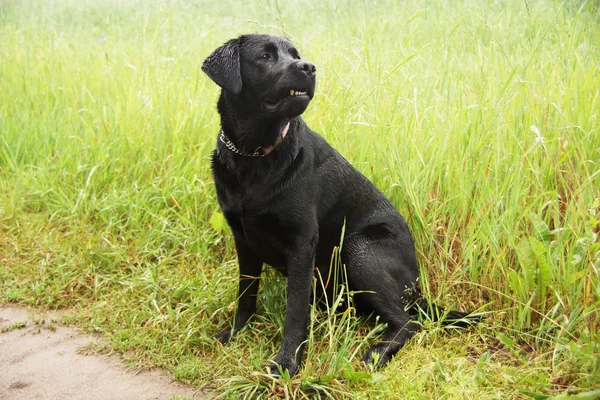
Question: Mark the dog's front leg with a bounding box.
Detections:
[217,240,263,344]
[270,235,317,377]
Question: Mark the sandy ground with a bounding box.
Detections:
[0,305,202,400]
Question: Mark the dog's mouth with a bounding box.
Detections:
[288,89,307,97]
[263,88,311,112]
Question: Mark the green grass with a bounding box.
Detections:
[1,0,599,398]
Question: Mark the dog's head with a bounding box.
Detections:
[202,34,316,119]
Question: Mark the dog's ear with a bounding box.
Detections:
[202,38,242,95]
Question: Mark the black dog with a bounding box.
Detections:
[202,34,479,376]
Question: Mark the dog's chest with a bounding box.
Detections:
[224,205,298,243]
[221,201,299,269]
[212,151,312,270]
[215,162,299,240]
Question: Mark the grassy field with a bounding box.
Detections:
[1,0,599,398]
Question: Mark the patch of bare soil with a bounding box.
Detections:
[0,305,202,400]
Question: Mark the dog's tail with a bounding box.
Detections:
[409,298,483,327]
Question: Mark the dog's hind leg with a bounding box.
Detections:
[342,234,422,366]
[360,309,420,366]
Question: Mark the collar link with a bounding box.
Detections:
[219,130,264,157]
[218,121,290,157]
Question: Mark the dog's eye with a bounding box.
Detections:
[260,53,271,60]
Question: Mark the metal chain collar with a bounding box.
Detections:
[218,129,285,157]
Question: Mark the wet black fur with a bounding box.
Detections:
[202,34,480,377]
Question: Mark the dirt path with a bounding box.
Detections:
[0,305,203,400]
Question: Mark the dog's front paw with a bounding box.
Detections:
[215,329,232,344]
[265,360,298,378]
[361,345,392,367]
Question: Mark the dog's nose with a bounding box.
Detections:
[296,61,316,75]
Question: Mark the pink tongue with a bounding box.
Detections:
[281,121,291,138]
[261,122,291,156]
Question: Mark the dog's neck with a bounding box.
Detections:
[220,122,290,157]
[217,92,292,157]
